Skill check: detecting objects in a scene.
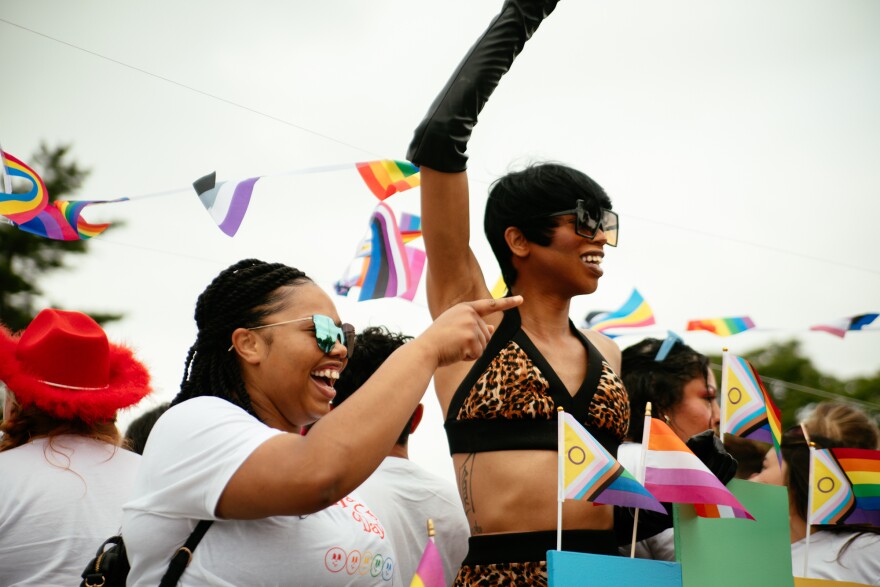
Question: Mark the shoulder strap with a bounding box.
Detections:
[157,520,214,587]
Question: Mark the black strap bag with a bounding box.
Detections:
[80,520,213,587]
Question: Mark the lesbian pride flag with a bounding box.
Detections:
[409,539,444,587]
[560,412,664,513]
[356,160,420,201]
[832,447,880,526]
[644,417,753,520]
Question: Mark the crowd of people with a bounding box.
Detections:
[1,0,878,585]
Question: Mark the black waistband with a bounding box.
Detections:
[462,530,618,566]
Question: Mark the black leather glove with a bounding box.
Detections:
[686,430,738,485]
[406,0,560,172]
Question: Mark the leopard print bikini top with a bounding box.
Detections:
[444,307,630,456]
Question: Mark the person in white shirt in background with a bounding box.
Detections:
[0,308,152,587]
[331,326,470,586]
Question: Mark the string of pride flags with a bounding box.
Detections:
[1,149,876,335]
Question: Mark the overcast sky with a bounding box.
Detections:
[3,0,879,483]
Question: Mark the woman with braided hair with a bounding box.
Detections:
[406,0,734,583]
[121,258,520,586]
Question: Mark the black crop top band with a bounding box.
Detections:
[444,307,630,456]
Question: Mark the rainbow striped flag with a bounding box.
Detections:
[686,316,755,336]
[809,447,856,525]
[586,289,655,334]
[1,152,49,224]
[561,412,664,513]
[409,539,445,587]
[810,313,879,338]
[356,160,420,201]
[832,447,880,526]
[15,198,127,240]
[644,417,753,519]
[721,353,783,465]
[192,171,260,237]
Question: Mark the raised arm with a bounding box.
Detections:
[407,0,561,317]
[216,296,522,519]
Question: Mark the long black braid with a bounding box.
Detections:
[171,258,311,417]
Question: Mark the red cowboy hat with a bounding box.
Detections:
[0,309,151,423]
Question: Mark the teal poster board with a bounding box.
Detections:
[547,550,682,587]
[674,479,794,587]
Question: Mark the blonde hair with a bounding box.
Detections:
[802,402,880,450]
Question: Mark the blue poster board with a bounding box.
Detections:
[547,550,682,587]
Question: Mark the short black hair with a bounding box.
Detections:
[334,326,414,445]
[620,337,709,440]
[484,162,611,287]
[124,402,170,455]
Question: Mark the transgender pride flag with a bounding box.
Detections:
[644,417,753,520]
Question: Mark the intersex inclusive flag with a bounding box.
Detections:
[356,160,420,201]
[15,198,128,240]
[334,203,425,302]
[810,313,879,338]
[560,412,664,513]
[409,538,444,587]
[586,289,655,334]
[809,447,856,525]
[832,447,880,526]
[720,352,783,466]
[686,316,756,336]
[644,417,753,520]
[192,171,260,237]
[0,151,49,224]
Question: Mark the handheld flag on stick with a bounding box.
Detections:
[810,314,879,338]
[0,151,49,224]
[192,171,260,237]
[686,316,755,336]
[808,446,856,526]
[356,160,420,200]
[720,349,783,466]
[410,519,445,587]
[585,289,655,334]
[644,416,753,520]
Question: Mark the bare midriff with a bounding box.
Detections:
[451,448,613,536]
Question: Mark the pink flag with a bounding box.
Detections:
[409,539,445,587]
[644,418,753,520]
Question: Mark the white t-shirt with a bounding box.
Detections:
[616,441,676,561]
[123,396,397,586]
[354,457,470,586]
[791,530,880,584]
[0,435,141,587]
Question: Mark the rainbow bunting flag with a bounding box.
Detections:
[686,317,755,336]
[810,314,879,338]
[560,412,664,513]
[644,417,753,520]
[15,198,127,240]
[809,447,856,525]
[721,352,783,465]
[586,289,655,334]
[1,151,49,224]
[192,171,260,237]
[356,160,420,201]
[334,203,424,302]
[832,447,880,526]
[409,539,445,587]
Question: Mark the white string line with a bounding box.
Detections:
[2,18,879,277]
[0,18,377,160]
